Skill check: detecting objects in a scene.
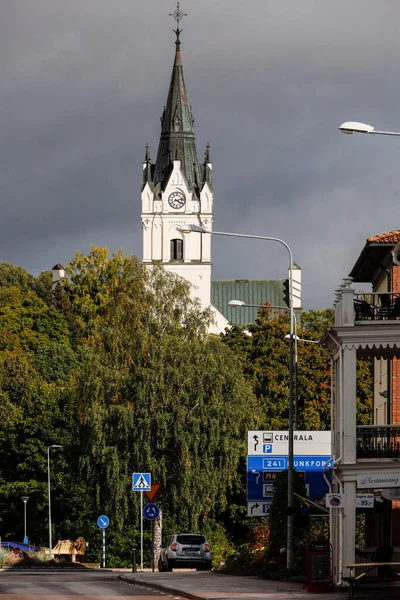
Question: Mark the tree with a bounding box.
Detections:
[0,268,77,543]
[222,308,331,431]
[65,247,263,532]
[267,470,309,568]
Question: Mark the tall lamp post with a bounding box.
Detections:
[21,496,29,544]
[47,444,62,559]
[339,122,400,137]
[179,224,296,568]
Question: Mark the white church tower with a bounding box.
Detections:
[141,15,228,333]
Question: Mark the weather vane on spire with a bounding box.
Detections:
[169,2,187,47]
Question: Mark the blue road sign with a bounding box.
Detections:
[132,472,151,491]
[247,456,333,501]
[144,503,160,520]
[132,473,151,492]
[23,536,28,545]
[97,515,109,529]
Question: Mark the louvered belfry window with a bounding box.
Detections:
[170,238,183,261]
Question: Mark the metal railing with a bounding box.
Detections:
[354,292,400,321]
[357,425,400,458]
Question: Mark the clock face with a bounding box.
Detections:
[168,190,186,209]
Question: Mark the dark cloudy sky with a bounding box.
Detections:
[2,0,400,309]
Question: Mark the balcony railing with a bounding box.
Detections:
[354,292,400,321]
[357,425,400,458]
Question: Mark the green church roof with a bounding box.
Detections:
[211,279,288,326]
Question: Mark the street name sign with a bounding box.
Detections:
[248,431,332,456]
[248,455,333,472]
[263,471,280,482]
[132,472,151,491]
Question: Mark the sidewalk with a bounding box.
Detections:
[119,571,348,600]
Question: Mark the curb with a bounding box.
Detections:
[119,575,208,600]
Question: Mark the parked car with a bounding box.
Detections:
[158,533,212,571]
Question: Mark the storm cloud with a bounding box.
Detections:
[2,0,400,308]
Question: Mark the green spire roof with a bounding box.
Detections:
[153,33,203,196]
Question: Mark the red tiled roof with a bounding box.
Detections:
[367,230,400,244]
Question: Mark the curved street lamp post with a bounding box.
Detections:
[47,445,62,559]
[179,224,296,568]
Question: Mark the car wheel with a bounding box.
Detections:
[158,558,165,572]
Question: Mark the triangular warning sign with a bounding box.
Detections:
[136,474,149,489]
[144,483,162,503]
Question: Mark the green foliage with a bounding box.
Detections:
[0,548,10,567]
[222,520,270,575]
[67,248,263,532]
[0,263,35,292]
[222,309,331,430]
[356,359,373,425]
[267,470,310,566]
[0,252,372,571]
[202,520,235,567]
[300,309,334,340]
[0,248,263,566]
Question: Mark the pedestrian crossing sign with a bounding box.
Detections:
[132,472,151,491]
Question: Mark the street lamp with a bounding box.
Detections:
[339,122,400,137]
[228,299,297,338]
[47,445,62,559]
[21,496,29,544]
[179,224,296,568]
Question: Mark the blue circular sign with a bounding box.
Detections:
[97,515,109,529]
[144,503,160,521]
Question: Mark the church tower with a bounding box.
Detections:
[141,17,214,310]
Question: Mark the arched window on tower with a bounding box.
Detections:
[170,238,183,261]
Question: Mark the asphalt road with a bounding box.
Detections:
[0,570,183,599]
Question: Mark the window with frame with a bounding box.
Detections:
[170,238,183,261]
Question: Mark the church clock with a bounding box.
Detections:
[168,190,186,209]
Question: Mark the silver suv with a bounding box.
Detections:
[158,533,212,571]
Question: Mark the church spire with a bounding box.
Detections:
[153,4,203,197]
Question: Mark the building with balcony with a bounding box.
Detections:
[321,230,400,585]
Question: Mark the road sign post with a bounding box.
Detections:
[143,503,160,573]
[132,473,151,572]
[140,491,143,571]
[97,515,109,568]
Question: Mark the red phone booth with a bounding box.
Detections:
[306,539,332,593]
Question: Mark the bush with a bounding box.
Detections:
[222,521,270,575]
[202,521,235,568]
[0,548,10,568]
